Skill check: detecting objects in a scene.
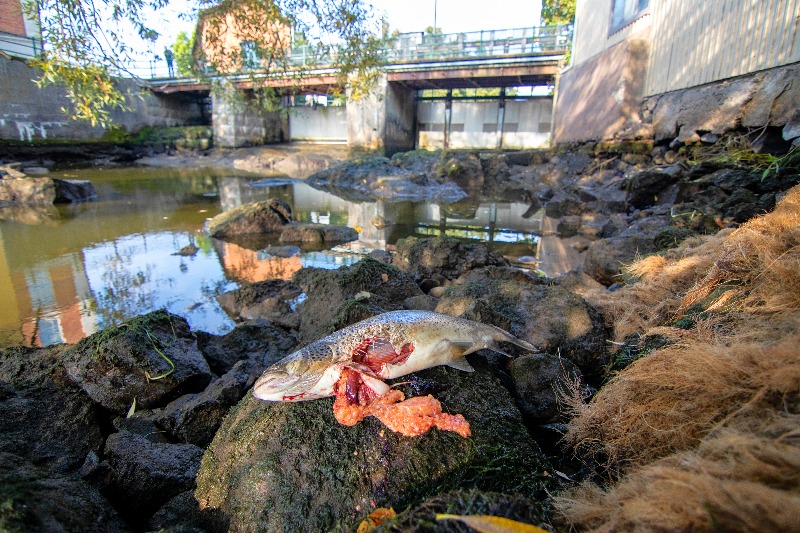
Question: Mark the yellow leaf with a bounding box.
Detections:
[357,507,396,533]
[435,514,550,533]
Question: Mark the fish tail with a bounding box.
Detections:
[489,327,537,354]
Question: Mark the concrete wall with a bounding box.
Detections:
[346,75,416,156]
[0,56,203,141]
[212,91,288,148]
[419,98,553,150]
[572,0,652,67]
[384,82,416,155]
[288,105,347,142]
[553,38,649,144]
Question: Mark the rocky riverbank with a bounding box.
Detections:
[1,138,799,532]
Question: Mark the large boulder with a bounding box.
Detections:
[63,311,214,415]
[0,345,105,473]
[292,258,423,344]
[583,235,660,286]
[195,364,553,533]
[511,354,584,423]
[104,430,204,516]
[278,222,358,244]
[393,236,508,285]
[195,320,297,376]
[436,270,610,380]
[0,176,96,205]
[0,452,129,533]
[215,279,302,327]
[206,199,292,238]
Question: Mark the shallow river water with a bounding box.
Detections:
[0,166,549,348]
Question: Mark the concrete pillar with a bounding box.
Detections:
[347,74,416,156]
[212,89,288,148]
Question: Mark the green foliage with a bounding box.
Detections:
[172,31,196,77]
[27,0,389,125]
[541,0,576,24]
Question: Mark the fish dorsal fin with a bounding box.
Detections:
[447,340,476,372]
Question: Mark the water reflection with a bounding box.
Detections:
[0,166,547,348]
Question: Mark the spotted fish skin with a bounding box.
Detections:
[252,310,535,402]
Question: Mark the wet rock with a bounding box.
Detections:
[379,489,552,532]
[54,179,97,202]
[436,277,609,379]
[625,166,683,209]
[172,243,198,256]
[583,235,659,286]
[63,311,214,415]
[0,452,130,533]
[557,215,583,238]
[403,294,439,311]
[292,258,423,343]
[0,176,96,204]
[511,354,583,423]
[156,361,254,447]
[216,279,302,326]
[545,191,584,218]
[149,490,229,533]
[0,345,105,474]
[278,222,358,244]
[307,156,467,202]
[394,236,508,284]
[206,199,292,238]
[195,365,552,532]
[104,430,204,516]
[261,244,301,258]
[113,413,172,444]
[195,320,297,376]
[437,152,485,190]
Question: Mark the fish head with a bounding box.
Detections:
[252,342,340,402]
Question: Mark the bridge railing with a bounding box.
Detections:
[0,31,43,60]
[131,24,573,81]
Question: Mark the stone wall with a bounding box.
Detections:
[643,61,800,148]
[211,91,288,148]
[0,56,204,142]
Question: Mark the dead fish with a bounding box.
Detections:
[252,310,534,402]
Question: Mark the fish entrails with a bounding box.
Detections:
[252,310,535,437]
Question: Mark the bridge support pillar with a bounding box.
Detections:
[212,88,288,148]
[347,74,415,156]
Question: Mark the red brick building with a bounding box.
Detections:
[0,0,41,58]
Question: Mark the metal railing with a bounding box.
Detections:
[5,24,572,81]
[0,32,43,60]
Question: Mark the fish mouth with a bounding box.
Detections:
[252,370,300,401]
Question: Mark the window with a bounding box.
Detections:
[610,0,649,34]
[240,40,259,70]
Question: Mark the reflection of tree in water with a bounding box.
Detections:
[93,251,158,329]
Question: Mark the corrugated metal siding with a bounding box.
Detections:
[645,0,800,96]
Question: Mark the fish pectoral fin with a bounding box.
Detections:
[447,357,476,372]
[446,340,476,372]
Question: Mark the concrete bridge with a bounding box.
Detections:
[149,25,572,153]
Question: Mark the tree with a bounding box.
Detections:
[541,0,576,25]
[25,0,388,127]
[172,31,195,77]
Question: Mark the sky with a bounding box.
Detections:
[146,0,544,53]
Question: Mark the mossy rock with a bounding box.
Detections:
[292,259,423,344]
[394,236,507,282]
[206,199,292,238]
[195,365,553,532]
[62,310,213,414]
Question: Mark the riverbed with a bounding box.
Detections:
[0,164,546,348]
